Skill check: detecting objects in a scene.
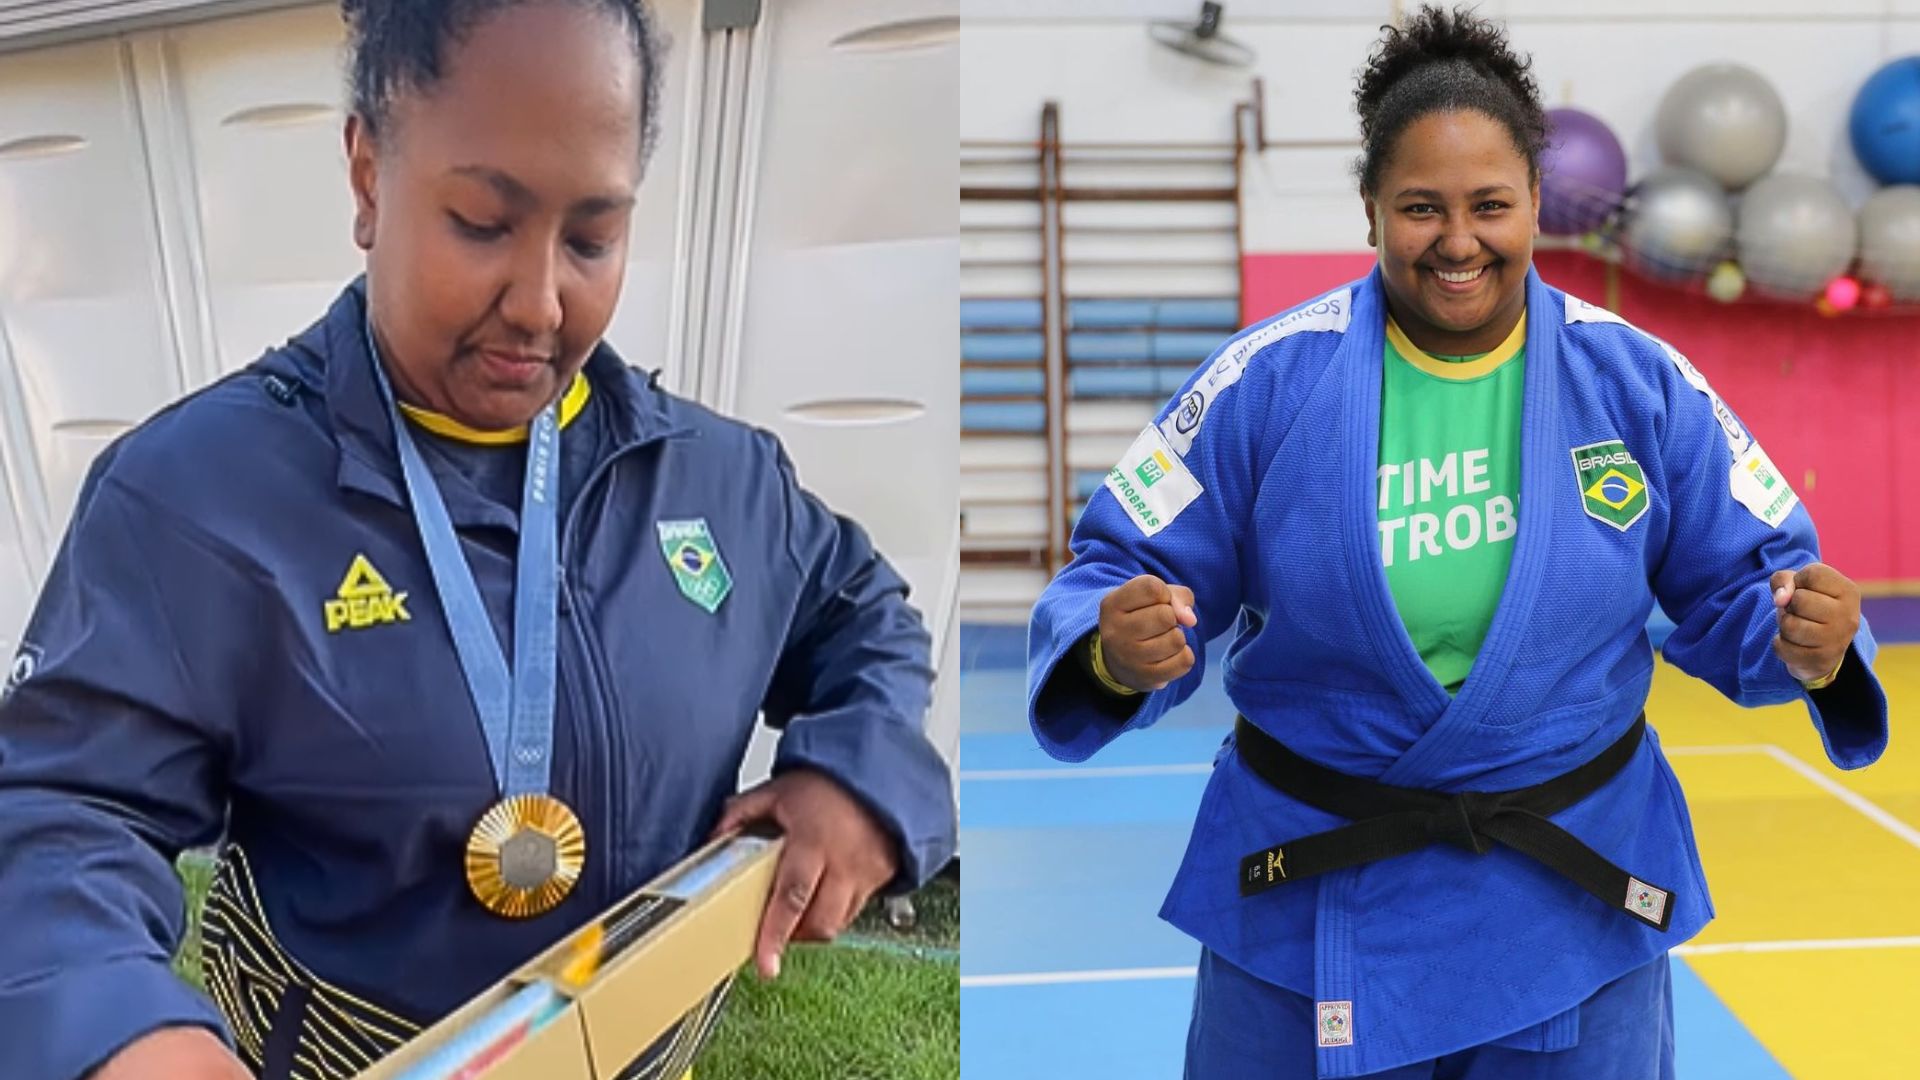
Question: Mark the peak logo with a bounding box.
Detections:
[324,554,411,633]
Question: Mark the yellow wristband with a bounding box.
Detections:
[1088,633,1140,697]
[1801,654,1845,692]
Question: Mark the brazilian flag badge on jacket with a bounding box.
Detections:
[658,518,732,614]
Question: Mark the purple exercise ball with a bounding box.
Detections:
[1541,107,1629,236]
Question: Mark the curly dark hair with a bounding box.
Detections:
[340,0,667,164]
[1352,4,1546,193]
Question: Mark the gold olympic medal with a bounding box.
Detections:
[465,793,587,918]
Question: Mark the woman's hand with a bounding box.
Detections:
[711,769,899,978]
[1771,562,1861,684]
[92,1026,251,1080]
[1097,574,1199,692]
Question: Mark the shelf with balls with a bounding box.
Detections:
[1539,57,1920,319]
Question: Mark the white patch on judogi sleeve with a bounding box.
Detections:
[1728,441,1799,528]
[1104,426,1203,538]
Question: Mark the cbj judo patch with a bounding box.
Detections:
[1157,288,1351,457]
[2,642,41,700]
[1570,440,1648,532]
[658,518,732,614]
[324,555,411,633]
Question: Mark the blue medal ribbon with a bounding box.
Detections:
[365,322,560,799]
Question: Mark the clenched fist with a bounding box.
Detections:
[1770,562,1861,685]
[1096,574,1199,692]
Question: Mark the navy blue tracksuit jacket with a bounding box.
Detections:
[0,280,956,1079]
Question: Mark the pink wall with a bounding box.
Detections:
[1243,251,1919,589]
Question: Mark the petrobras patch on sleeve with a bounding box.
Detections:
[1729,441,1798,528]
[1105,425,1203,538]
[1158,288,1351,457]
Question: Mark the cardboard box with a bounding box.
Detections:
[359,834,781,1080]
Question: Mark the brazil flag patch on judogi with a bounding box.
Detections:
[1570,440,1649,531]
[657,518,732,614]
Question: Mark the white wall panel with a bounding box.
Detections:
[0,0,309,51]
[0,37,180,526]
[746,0,957,250]
[603,0,699,378]
[166,4,354,375]
[724,0,960,763]
[0,330,47,646]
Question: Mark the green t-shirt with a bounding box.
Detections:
[1377,315,1525,693]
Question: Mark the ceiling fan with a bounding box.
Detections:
[1148,2,1257,69]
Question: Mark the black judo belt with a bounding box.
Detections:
[1235,713,1675,931]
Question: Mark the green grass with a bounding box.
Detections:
[172,852,215,987]
[700,870,958,1080]
[172,853,958,1078]
[698,932,958,1080]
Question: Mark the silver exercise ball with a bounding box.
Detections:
[1655,63,1789,190]
[1735,173,1858,300]
[1623,166,1734,282]
[1858,185,1920,301]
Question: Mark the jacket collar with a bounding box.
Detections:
[285,277,693,514]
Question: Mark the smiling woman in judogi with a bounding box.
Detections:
[1027,6,1888,1078]
[0,2,955,1078]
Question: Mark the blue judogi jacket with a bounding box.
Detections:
[0,279,956,1080]
[1029,268,1887,1077]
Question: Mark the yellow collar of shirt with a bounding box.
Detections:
[1387,312,1526,381]
[398,372,592,445]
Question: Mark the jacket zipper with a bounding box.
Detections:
[561,453,634,901]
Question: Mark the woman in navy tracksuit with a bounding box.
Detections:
[0,3,955,1078]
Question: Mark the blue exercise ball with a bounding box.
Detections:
[1850,56,1920,185]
